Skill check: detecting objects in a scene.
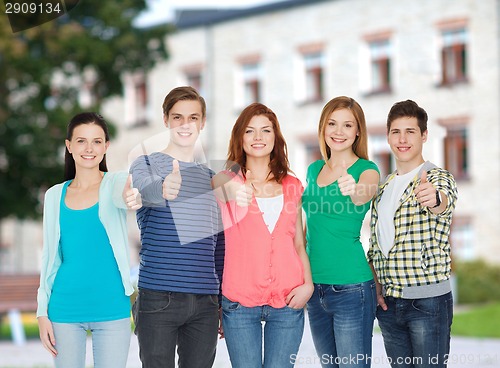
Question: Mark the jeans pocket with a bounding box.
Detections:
[208,294,219,307]
[411,297,439,316]
[139,289,172,313]
[284,303,303,311]
[222,296,240,311]
[330,282,363,293]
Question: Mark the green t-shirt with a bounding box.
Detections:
[302,158,379,284]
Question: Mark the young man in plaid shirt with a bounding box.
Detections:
[368,100,458,368]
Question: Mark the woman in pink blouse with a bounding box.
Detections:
[213,103,313,367]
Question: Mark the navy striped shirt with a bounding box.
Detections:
[130,152,225,295]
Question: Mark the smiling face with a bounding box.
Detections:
[65,123,109,171]
[164,99,206,151]
[242,115,275,159]
[387,116,427,171]
[323,108,359,154]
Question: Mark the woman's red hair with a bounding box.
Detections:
[226,103,290,183]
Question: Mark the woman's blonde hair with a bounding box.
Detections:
[318,96,369,162]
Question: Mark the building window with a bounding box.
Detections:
[444,126,468,181]
[182,63,205,94]
[373,150,393,179]
[441,28,468,85]
[450,217,475,261]
[303,52,324,103]
[136,80,147,108]
[186,71,202,94]
[132,78,148,127]
[370,132,393,179]
[304,141,322,164]
[124,72,149,129]
[242,63,261,105]
[369,39,391,93]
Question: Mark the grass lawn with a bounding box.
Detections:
[0,313,39,340]
[0,313,135,340]
[451,302,500,338]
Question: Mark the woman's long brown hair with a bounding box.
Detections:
[64,112,109,181]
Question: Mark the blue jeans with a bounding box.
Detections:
[133,289,219,368]
[52,318,131,368]
[222,296,305,368]
[307,280,376,368]
[376,292,453,368]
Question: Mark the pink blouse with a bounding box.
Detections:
[218,173,305,308]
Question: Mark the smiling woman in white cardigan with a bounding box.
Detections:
[36,112,141,368]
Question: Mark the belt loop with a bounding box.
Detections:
[317,284,324,297]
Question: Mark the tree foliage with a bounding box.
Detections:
[0,0,169,219]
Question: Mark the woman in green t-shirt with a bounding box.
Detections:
[302,96,380,368]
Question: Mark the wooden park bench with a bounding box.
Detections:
[0,274,40,345]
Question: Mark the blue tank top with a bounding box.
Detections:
[48,180,130,322]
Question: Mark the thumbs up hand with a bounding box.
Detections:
[415,171,438,207]
[337,160,356,196]
[235,169,255,207]
[123,174,142,210]
[162,159,182,200]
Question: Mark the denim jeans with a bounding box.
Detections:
[52,317,131,368]
[306,280,376,368]
[376,292,453,368]
[222,296,305,368]
[133,289,219,368]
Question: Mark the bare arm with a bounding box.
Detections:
[369,262,387,310]
[286,201,314,309]
[212,171,253,206]
[350,169,380,206]
[212,171,235,202]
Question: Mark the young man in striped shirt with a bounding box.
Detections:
[130,86,224,368]
[368,100,458,368]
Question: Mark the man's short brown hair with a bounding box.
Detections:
[162,86,206,118]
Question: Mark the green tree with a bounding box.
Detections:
[0,0,169,220]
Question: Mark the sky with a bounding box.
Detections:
[135,0,286,27]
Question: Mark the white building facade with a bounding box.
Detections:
[105,0,499,263]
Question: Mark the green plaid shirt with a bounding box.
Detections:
[367,162,458,298]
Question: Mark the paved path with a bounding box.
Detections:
[1,316,499,367]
